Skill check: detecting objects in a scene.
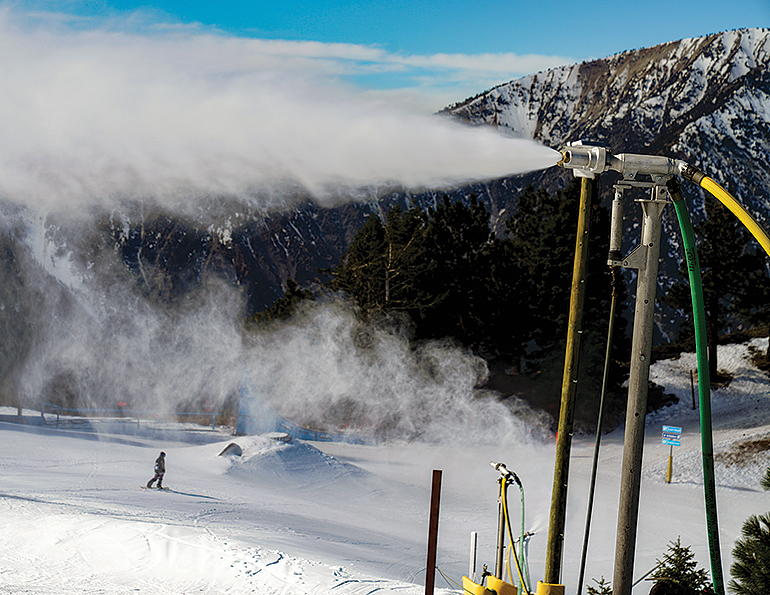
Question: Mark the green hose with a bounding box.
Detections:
[667,177,725,595]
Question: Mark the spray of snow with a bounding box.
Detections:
[0,4,560,442]
[0,5,559,213]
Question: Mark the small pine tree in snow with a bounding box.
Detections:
[650,536,712,591]
[760,467,770,491]
[729,512,770,595]
[586,575,612,594]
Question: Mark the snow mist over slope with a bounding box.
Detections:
[0,3,558,424]
[0,340,768,594]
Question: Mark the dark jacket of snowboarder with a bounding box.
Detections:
[146,451,166,488]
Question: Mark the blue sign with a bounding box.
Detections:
[662,425,682,446]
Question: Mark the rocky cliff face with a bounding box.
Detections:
[447,29,769,175]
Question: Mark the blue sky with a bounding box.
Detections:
[10,0,770,110]
[7,0,770,111]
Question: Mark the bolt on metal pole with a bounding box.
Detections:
[612,183,668,595]
[544,175,594,585]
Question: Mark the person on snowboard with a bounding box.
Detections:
[146,451,166,489]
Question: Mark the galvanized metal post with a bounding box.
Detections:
[612,184,668,595]
[544,175,594,585]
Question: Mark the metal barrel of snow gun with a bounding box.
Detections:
[557,142,689,178]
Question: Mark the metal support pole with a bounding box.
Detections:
[544,175,594,585]
[612,184,668,595]
[496,477,506,579]
[425,469,442,595]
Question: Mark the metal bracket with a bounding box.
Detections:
[614,181,671,271]
[621,244,648,270]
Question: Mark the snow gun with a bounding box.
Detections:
[547,141,770,595]
[557,141,770,257]
[462,462,532,595]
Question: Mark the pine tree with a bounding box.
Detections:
[650,536,712,591]
[504,179,629,424]
[251,279,313,323]
[417,194,494,345]
[729,512,770,594]
[762,467,770,491]
[326,214,387,313]
[732,250,770,364]
[586,575,612,594]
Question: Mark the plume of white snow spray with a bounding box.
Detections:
[3,5,555,444]
[0,6,559,212]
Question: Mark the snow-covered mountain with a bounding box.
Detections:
[242,27,770,313]
[446,28,770,216]
[438,28,770,342]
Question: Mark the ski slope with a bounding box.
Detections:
[1,339,768,594]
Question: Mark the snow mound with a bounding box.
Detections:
[224,436,368,488]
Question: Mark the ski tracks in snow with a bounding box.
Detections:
[0,494,429,594]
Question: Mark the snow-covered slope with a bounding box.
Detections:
[1,339,768,594]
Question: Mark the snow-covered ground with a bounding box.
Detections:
[1,339,768,594]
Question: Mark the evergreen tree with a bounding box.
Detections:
[729,512,770,595]
[762,467,770,491]
[327,183,630,426]
[504,179,629,424]
[416,194,495,345]
[586,575,612,594]
[327,195,516,355]
[251,279,313,323]
[381,205,430,313]
[651,536,712,591]
[327,215,387,313]
[732,251,770,364]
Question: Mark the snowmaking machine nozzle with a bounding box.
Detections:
[557,141,691,181]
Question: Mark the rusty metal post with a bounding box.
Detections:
[425,469,442,595]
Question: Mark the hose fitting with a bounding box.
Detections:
[490,461,522,487]
[677,162,706,185]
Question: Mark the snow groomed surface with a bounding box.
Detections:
[0,339,768,594]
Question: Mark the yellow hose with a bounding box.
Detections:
[502,483,530,594]
[699,176,770,257]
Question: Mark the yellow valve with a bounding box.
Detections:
[535,581,565,595]
[487,575,518,595]
[462,577,495,595]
